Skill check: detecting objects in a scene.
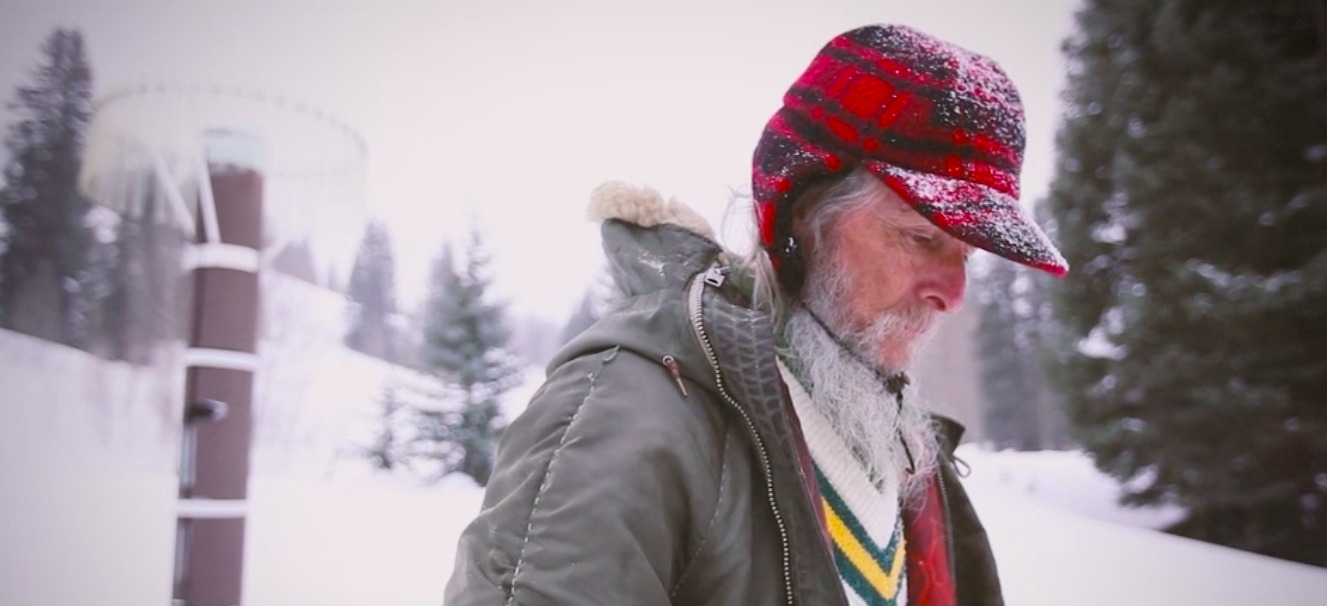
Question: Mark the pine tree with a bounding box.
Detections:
[99,178,148,362]
[0,28,96,347]
[344,221,398,361]
[558,267,619,346]
[363,382,408,472]
[413,229,521,485]
[95,172,186,362]
[558,291,599,346]
[507,313,561,367]
[973,257,1064,450]
[1046,0,1327,565]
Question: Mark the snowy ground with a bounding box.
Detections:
[958,446,1187,530]
[238,447,1327,606]
[959,447,1327,605]
[5,321,1327,605]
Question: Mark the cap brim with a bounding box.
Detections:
[863,161,1069,277]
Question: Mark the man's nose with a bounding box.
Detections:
[919,252,968,313]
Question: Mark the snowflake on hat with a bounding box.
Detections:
[752,24,1069,293]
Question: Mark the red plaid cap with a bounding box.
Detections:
[753,25,1068,277]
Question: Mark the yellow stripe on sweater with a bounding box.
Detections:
[822,495,907,600]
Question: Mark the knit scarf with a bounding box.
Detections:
[777,358,909,606]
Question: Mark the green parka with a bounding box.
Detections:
[444,193,1003,605]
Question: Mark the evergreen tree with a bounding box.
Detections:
[558,267,619,346]
[99,177,149,362]
[507,313,561,367]
[344,221,398,361]
[973,257,1064,450]
[414,229,521,485]
[363,382,408,472]
[0,28,96,347]
[1046,0,1327,565]
[96,172,188,362]
[558,291,599,346]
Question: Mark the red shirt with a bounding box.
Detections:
[903,475,958,606]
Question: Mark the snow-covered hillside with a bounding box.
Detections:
[0,330,180,606]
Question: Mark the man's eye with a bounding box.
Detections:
[910,232,936,247]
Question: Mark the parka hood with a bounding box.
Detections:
[586,181,723,299]
[548,182,730,395]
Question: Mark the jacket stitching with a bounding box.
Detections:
[669,421,733,598]
[505,346,619,606]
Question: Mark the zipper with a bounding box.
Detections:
[661,355,688,397]
[703,266,728,287]
[687,265,796,606]
[936,461,959,601]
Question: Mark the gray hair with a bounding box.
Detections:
[741,166,893,324]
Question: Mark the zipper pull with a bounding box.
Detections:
[703,266,727,287]
[661,355,688,397]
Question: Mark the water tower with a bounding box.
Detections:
[82,83,367,606]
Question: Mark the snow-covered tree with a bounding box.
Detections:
[344,221,398,361]
[97,174,177,362]
[413,229,521,485]
[973,256,1067,450]
[558,291,598,346]
[1046,0,1327,566]
[507,313,561,367]
[363,381,409,472]
[558,266,619,346]
[0,28,96,347]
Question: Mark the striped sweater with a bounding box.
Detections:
[778,359,909,606]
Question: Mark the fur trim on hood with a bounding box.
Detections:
[588,181,716,241]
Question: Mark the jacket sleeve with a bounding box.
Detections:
[443,347,724,605]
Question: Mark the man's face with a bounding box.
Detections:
[808,184,973,371]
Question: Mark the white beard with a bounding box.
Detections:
[783,308,941,502]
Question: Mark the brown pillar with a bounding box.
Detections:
[172,129,265,606]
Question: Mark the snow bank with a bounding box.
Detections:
[957,445,1185,530]
[244,474,482,606]
[0,330,179,606]
[966,473,1327,605]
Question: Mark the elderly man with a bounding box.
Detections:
[445,24,1067,606]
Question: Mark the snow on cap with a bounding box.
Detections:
[753,24,1068,278]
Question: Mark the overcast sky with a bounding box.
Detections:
[1,0,1081,324]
